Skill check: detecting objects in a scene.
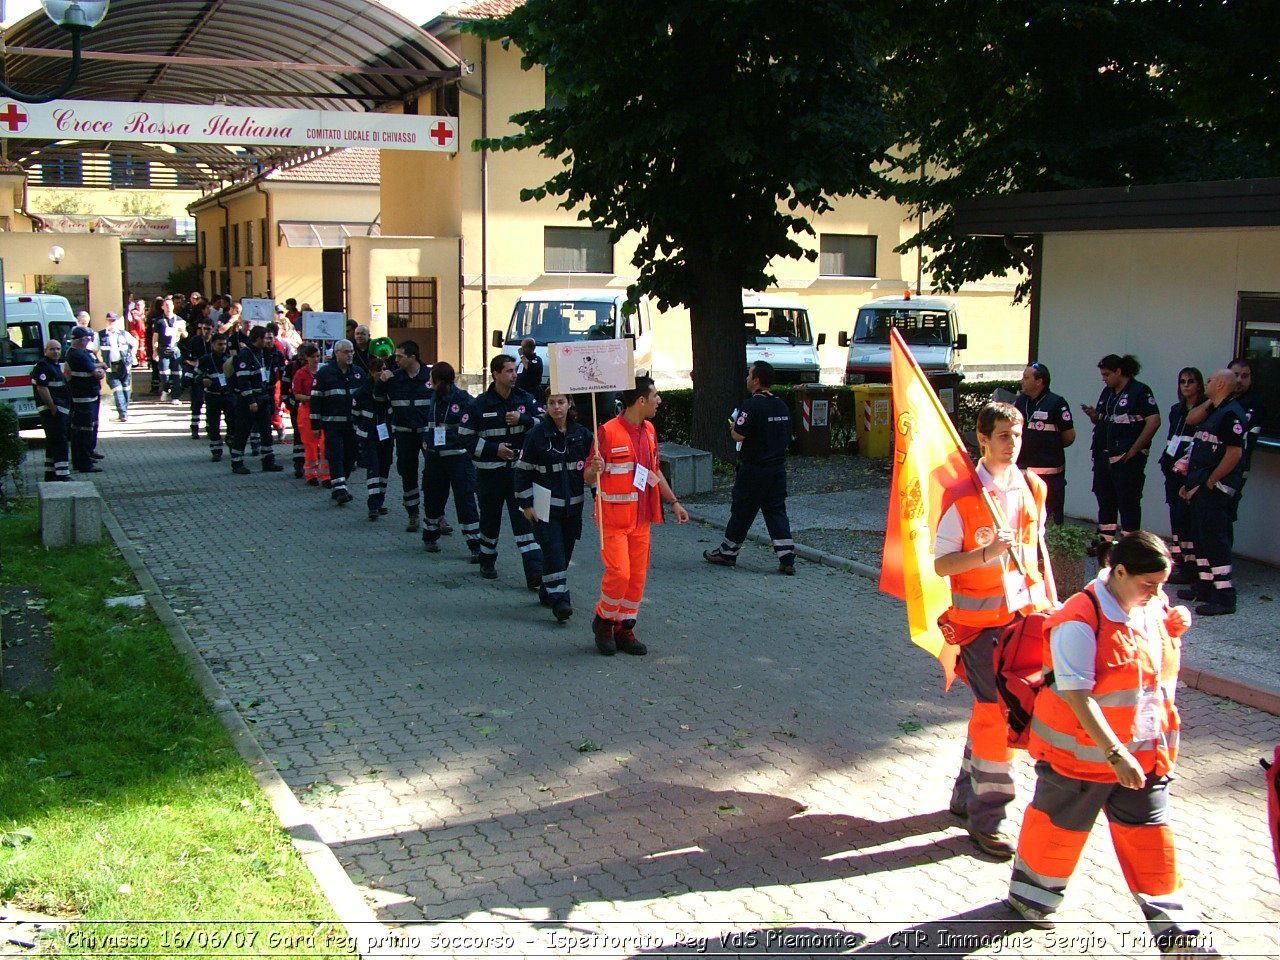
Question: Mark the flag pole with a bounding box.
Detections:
[593,397,604,550]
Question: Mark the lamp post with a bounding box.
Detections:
[0,1,110,104]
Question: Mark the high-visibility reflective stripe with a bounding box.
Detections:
[600,491,638,502]
[605,462,633,474]
[474,460,508,470]
[951,591,1006,612]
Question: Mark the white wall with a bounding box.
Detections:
[1040,227,1280,564]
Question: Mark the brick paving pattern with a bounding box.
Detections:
[22,400,1280,958]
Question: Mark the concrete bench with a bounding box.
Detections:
[658,442,713,497]
[38,481,102,548]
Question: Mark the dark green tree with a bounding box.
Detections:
[469,0,896,456]
[886,0,1280,297]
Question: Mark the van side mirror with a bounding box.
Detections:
[838,332,850,348]
[954,333,968,351]
[816,332,827,347]
[491,330,503,349]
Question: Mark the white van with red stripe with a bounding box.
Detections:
[1,293,78,429]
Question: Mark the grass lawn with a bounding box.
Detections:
[0,504,351,955]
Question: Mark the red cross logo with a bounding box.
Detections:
[430,120,455,148]
[0,102,29,133]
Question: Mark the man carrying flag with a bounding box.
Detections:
[880,329,1050,861]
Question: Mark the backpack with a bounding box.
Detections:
[994,589,1101,749]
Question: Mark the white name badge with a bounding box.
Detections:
[434,426,447,447]
[216,374,226,386]
[1003,570,1033,613]
[1134,689,1162,742]
[1165,436,1187,458]
[633,463,650,491]
[260,368,270,382]
[376,422,390,441]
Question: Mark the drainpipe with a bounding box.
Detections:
[254,180,272,298]
[480,39,490,385]
[216,195,230,296]
[19,174,46,232]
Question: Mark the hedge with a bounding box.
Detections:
[655,379,1020,453]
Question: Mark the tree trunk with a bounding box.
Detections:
[687,267,746,460]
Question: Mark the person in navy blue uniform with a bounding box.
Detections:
[374,340,434,531]
[1176,368,1247,616]
[515,338,544,395]
[31,340,72,481]
[516,389,600,622]
[1228,357,1264,500]
[458,354,544,586]
[197,334,232,462]
[704,361,796,574]
[311,339,366,505]
[1014,361,1075,525]
[98,311,136,423]
[1160,367,1205,584]
[64,326,105,473]
[355,356,395,521]
[178,317,210,438]
[1081,354,1161,543]
[229,326,285,475]
[421,362,481,557]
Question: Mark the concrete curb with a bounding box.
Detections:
[685,505,1280,718]
[100,506,386,957]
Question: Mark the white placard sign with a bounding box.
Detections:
[241,298,275,323]
[549,339,635,394]
[301,311,347,342]
[0,100,458,153]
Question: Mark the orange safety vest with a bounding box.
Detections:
[595,416,663,533]
[946,473,1048,628]
[1029,584,1182,782]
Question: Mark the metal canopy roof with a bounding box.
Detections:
[0,0,463,188]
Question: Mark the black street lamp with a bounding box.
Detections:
[0,1,110,104]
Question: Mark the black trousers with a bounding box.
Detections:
[423,453,481,548]
[1190,486,1238,608]
[720,462,795,566]
[40,410,71,480]
[1093,453,1147,538]
[395,432,424,515]
[188,379,205,431]
[205,393,231,454]
[231,398,276,466]
[361,433,394,510]
[475,467,542,577]
[535,512,582,607]
[70,397,98,471]
[321,424,359,493]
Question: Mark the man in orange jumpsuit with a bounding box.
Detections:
[590,376,689,656]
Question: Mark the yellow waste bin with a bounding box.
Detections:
[853,383,894,458]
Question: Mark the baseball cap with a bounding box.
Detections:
[274,304,285,313]
[70,325,93,340]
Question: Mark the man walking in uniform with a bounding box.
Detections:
[229,326,285,475]
[934,401,1050,860]
[1014,362,1074,525]
[458,354,544,585]
[515,338,544,395]
[703,361,796,573]
[198,334,232,461]
[375,340,433,531]
[311,339,365,505]
[98,311,136,423]
[31,340,72,481]
[65,326,105,474]
[1177,368,1247,617]
[591,376,689,656]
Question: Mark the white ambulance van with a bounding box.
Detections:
[1,293,78,429]
[742,293,824,383]
[493,289,654,386]
[838,293,966,384]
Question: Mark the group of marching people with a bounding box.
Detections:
[181,326,687,651]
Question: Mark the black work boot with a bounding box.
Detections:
[592,615,617,656]
[616,620,647,656]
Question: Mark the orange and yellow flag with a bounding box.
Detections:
[879,328,981,688]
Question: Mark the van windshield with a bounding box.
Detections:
[744,307,812,345]
[508,300,620,345]
[853,308,952,346]
[2,322,44,365]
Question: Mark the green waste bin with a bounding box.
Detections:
[852,383,894,457]
[793,383,836,457]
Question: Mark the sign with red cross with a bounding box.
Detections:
[0,102,29,133]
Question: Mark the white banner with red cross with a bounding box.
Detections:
[0,99,458,153]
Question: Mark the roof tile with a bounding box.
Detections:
[266,148,380,184]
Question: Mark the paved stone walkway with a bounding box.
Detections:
[20,399,1280,958]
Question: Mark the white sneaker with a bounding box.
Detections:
[1005,897,1055,930]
